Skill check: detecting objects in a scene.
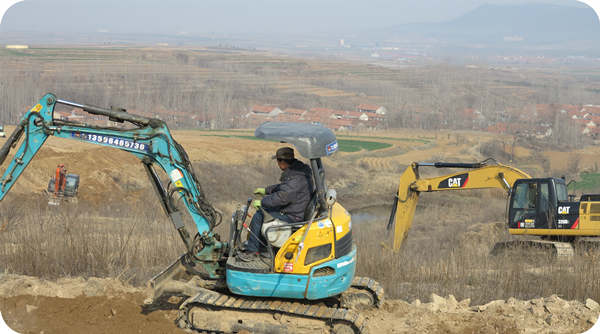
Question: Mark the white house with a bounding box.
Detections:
[358,104,387,115]
[248,105,283,117]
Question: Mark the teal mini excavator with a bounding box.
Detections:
[0,94,383,334]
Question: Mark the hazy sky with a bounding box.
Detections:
[0,0,593,35]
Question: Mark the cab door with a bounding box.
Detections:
[509,180,553,229]
[537,181,551,228]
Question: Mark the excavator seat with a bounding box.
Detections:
[227,192,320,273]
[261,219,292,248]
[261,190,319,248]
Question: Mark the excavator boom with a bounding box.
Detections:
[0,93,224,279]
[388,161,531,250]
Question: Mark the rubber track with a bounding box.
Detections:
[550,242,575,257]
[177,288,369,334]
[347,276,385,308]
[492,240,574,257]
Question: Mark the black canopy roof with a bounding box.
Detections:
[254,122,338,159]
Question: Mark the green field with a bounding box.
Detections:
[337,135,431,144]
[336,139,392,152]
[569,172,600,191]
[196,133,392,152]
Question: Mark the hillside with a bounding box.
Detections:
[392,3,600,43]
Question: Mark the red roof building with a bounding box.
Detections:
[328,119,355,130]
[343,111,368,120]
[249,105,283,117]
[357,104,387,115]
[283,108,307,117]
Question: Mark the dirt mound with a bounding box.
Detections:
[1,293,178,334]
[0,275,598,334]
[0,274,143,299]
[368,294,599,334]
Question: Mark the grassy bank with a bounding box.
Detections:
[195,133,394,152]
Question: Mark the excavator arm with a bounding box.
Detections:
[0,93,225,279]
[387,160,531,250]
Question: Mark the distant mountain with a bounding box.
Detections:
[1,1,598,58]
[388,3,600,46]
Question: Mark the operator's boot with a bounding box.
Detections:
[231,249,270,272]
[237,251,259,262]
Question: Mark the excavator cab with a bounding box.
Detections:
[508,178,568,230]
[224,122,356,300]
[47,173,80,197]
[499,177,600,256]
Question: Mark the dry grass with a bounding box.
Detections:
[354,190,600,304]
[1,188,598,305]
[0,195,184,283]
[0,158,280,285]
[1,128,600,304]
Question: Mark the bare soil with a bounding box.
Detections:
[0,275,598,334]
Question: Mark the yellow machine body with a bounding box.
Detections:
[274,202,352,274]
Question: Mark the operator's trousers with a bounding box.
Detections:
[247,209,294,253]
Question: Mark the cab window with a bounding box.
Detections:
[555,183,568,202]
[539,182,549,213]
[513,183,537,209]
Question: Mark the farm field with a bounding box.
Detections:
[3,46,600,133]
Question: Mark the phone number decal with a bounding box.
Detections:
[71,132,149,152]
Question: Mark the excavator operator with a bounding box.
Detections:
[54,163,67,196]
[238,147,313,262]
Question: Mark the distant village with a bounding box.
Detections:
[482,104,600,139]
[52,102,600,140]
[244,104,387,131]
[242,103,600,140]
[53,103,389,131]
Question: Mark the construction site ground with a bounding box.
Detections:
[1,129,600,333]
[0,275,598,334]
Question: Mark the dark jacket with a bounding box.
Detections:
[261,159,313,222]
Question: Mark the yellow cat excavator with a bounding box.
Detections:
[387,160,600,256]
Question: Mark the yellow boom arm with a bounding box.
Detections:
[388,161,531,250]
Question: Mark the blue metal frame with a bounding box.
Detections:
[226,246,356,300]
[0,93,225,278]
[0,94,210,232]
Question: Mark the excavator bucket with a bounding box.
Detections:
[147,253,213,302]
[148,254,189,300]
[387,164,420,250]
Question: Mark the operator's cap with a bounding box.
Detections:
[272,147,294,160]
